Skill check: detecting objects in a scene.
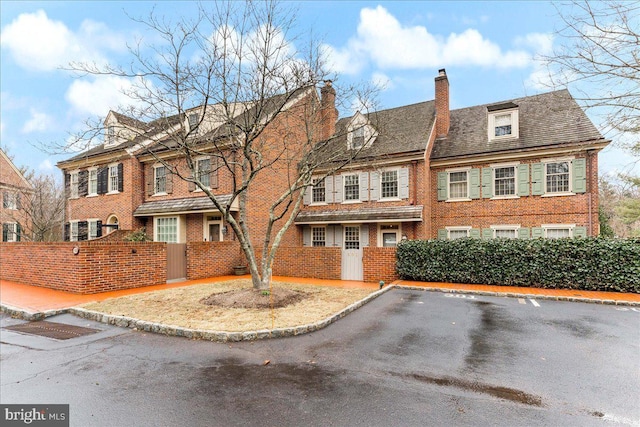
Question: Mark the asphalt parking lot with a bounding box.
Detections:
[2,288,639,426]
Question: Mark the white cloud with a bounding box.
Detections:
[0,10,126,72]
[65,76,138,117]
[22,109,53,134]
[371,72,393,91]
[324,6,536,73]
[38,159,54,171]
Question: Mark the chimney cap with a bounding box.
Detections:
[323,80,333,87]
[438,68,446,76]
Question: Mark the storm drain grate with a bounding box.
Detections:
[4,321,101,340]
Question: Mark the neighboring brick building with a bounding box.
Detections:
[1,149,33,242]
[57,70,609,282]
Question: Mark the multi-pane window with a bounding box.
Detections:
[546,162,570,193]
[2,223,18,242]
[196,158,211,188]
[88,220,98,240]
[312,178,325,203]
[108,165,119,192]
[344,226,360,249]
[3,192,17,209]
[352,126,365,150]
[344,174,359,201]
[189,113,199,135]
[448,229,469,240]
[106,126,115,145]
[70,172,79,198]
[156,217,178,243]
[545,227,571,239]
[312,227,326,247]
[70,221,79,242]
[449,171,468,199]
[88,169,98,195]
[494,166,515,196]
[381,170,399,199]
[494,228,517,238]
[154,166,167,194]
[494,113,512,137]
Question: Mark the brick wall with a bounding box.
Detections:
[0,241,166,294]
[186,241,244,279]
[364,247,398,283]
[252,246,342,280]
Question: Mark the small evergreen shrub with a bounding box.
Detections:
[396,238,640,293]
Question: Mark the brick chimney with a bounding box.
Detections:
[435,68,450,137]
[320,80,338,140]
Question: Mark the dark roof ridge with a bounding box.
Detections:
[450,89,571,113]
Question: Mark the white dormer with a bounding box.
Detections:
[487,102,519,141]
[347,112,377,150]
[104,111,146,148]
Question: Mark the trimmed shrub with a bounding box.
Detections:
[396,238,640,293]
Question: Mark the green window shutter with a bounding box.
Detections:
[482,168,493,198]
[469,169,481,199]
[2,224,8,242]
[531,227,544,238]
[437,172,447,201]
[518,228,530,239]
[517,164,530,196]
[572,158,587,193]
[303,226,311,247]
[531,163,544,196]
[573,226,587,238]
[117,163,124,193]
[16,223,21,242]
[437,229,447,240]
[469,228,481,239]
[303,184,311,205]
[482,228,493,239]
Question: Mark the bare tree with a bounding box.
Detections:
[66,1,377,290]
[599,174,640,237]
[541,1,639,156]
[23,172,66,241]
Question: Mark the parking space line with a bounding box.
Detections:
[529,299,540,307]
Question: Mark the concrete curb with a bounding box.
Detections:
[68,285,394,342]
[395,285,640,306]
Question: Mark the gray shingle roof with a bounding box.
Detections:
[431,90,606,160]
[295,205,423,224]
[133,195,233,216]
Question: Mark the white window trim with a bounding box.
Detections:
[154,216,184,243]
[310,177,328,205]
[70,220,79,242]
[379,168,401,201]
[490,224,520,238]
[488,108,519,141]
[346,113,377,150]
[4,222,18,242]
[107,163,120,194]
[490,162,520,200]
[153,164,168,196]
[87,168,98,197]
[193,156,211,192]
[542,223,576,238]
[445,226,472,239]
[342,172,361,204]
[542,157,575,197]
[203,215,223,242]
[88,218,100,240]
[311,226,327,247]
[446,167,471,202]
[69,170,80,199]
[3,191,18,210]
[377,223,401,247]
[343,224,361,249]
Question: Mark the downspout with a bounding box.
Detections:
[587,150,592,236]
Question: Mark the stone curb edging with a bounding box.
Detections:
[1,304,69,321]
[395,285,640,306]
[67,285,394,342]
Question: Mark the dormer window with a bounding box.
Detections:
[347,112,377,150]
[487,102,519,141]
[106,126,115,146]
[188,113,199,135]
[352,126,365,150]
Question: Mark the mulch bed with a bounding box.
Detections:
[200,288,309,309]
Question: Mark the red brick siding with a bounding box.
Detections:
[363,247,398,283]
[0,241,166,294]
[430,154,601,237]
[186,241,244,279]
[253,246,341,280]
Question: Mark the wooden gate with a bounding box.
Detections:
[167,243,187,281]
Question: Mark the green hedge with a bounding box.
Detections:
[396,238,640,293]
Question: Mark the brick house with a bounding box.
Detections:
[57,69,608,281]
[1,149,33,242]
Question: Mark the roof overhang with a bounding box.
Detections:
[133,195,238,217]
[295,205,423,225]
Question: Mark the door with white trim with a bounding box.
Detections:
[341,225,363,280]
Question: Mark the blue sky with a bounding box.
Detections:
[0,1,635,177]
